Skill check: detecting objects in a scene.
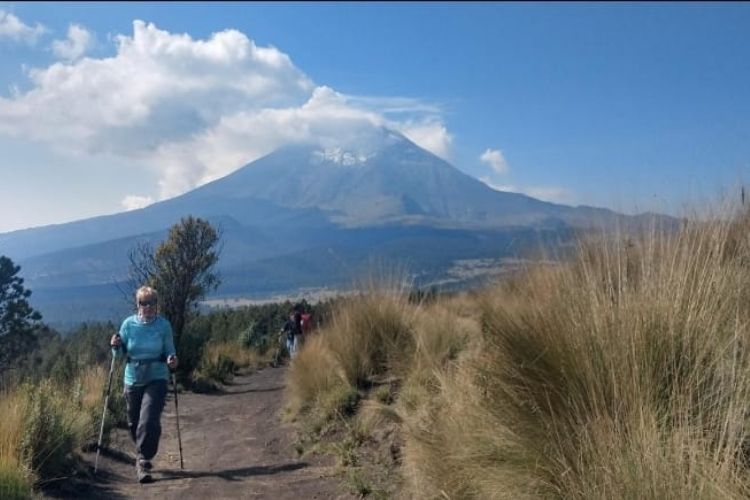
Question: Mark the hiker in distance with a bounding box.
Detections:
[110,286,178,484]
[282,308,304,359]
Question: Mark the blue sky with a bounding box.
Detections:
[0,2,748,233]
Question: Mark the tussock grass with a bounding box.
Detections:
[19,380,80,483]
[325,289,416,387]
[286,275,411,389]
[0,390,31,498]
[285,274,476,496]
[75,365,108,414]
[0,463,30,500]
[70,364,113,447]
[397,303,479,419]
[0,364,112,495]
[285,334,352,422]
[286,275,416,422]
[411,305,474,377]
[284,272,418,477]
[286,204,750,499]
[399,208,750,499]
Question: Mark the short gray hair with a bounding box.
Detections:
[136,286,158,302]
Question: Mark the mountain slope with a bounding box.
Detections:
[186,130,619,228]
[0,128,677,327]
[2,129,650,262]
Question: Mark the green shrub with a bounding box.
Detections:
[319,384,360,419]
[237,321,270,354]
[196,353,235,385]
[177,327,211,384]
[18,381,77,484]
[0,462,31,500]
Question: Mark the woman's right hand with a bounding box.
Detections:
[110,334,121,348]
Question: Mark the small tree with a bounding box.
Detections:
[127,217,222,347]
[0,256,42,375]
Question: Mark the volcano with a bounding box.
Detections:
[0,129,673,327]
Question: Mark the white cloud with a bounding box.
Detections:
[397,121,453,161]
[0,20,452,202]
[480,177,516,192]
[0,20,315,153]
[335,93,451,159]
[481,177,574,205]
[525,186,574,204]
[150,86,393,197]
[480,148,509,174]
[52,24,94,61]
[121,194,154,211]
[347,95,442,116]
[0,10,45,44]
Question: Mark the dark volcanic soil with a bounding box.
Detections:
[67,366,354,499]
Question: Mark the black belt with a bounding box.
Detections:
[127,356,166,365]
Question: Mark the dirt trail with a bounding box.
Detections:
[71,366,354,499]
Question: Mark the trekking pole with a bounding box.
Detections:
[171,369,184,469]
[94,351,117,474]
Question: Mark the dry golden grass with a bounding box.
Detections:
[286,205,750,499]
[0,364,114,495]
[325,291,415,386]
[398,207,750,499]
[411,305,475,374]
[0,389,26,465]
[206,341,265,370]
[285,334,351,420]
[75,365,107,413]
[196,341,268,386]
[284,272,417,436]
[0,389,30,497]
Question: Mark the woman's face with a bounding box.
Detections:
[137,294,157,319]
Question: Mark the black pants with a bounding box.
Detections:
[124,379,168,461]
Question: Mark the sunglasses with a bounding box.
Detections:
[138,299,157,307]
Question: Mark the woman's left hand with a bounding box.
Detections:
[167,355,178,370]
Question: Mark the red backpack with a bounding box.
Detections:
[300,313,313,335]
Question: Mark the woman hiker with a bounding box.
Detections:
[110,285,178,483]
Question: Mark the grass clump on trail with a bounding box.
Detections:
[0,364,119,498]
[192,340,268,391]
[286,204,750,499]
[284,274,477,497]
[283,275,418,496]
[285,280,415,429]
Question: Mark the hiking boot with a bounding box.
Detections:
[136,462,153,484]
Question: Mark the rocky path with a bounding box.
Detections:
[72,366,354,499]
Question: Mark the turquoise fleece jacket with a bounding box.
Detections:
[113,315,176,386]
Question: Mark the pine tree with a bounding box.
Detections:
[128,217,221,347]
[0,256,43,374]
